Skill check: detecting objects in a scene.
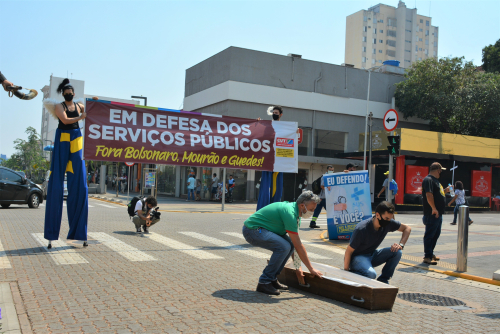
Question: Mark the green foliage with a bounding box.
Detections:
[482,39,500,73]
[395,57,500,139]
[0,127,49,178]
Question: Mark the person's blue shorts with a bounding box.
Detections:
[212,187,217,194]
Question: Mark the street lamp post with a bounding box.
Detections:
[363,66,380,171]
[131,96,148,196]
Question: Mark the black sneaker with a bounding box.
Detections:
[271,280,289,290]
[142,226,149,234]
[256,283,280,295]
[309,224,320,229]
[136,226,142,234]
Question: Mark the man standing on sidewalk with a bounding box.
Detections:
[422,162,449,265]
[344,201,411,284]
[243,191,323,295]
[309,165,334,229]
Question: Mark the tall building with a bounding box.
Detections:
[345,1,439,69]
[0,154,6,161]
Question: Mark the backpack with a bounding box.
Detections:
[312,176,322,195]
[127,196,145,218]
[389,179,398,195]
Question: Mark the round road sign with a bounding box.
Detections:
[124,162,134,167]
[383,109,399,132]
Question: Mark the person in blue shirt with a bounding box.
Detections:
[186,174,196,201]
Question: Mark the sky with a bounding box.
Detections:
[0,0,499,158]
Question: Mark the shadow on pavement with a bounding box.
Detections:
[212,289,305,303]
[476,313,500,319]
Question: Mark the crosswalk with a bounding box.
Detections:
[1,230,346,267]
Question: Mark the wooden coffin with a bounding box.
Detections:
[277,261,399,310]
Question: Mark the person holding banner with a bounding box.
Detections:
[256,106,284,210]
[243,191,324,295]
[343,201,411,284]
[43,78,89,247]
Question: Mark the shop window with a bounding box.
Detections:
[315,130,346,158]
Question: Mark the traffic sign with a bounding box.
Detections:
[124,162,135,167]
[297,128,303,145]
[383,109,399,132]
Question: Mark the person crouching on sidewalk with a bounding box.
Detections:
[344,201,411,284]
[242,191,324,295]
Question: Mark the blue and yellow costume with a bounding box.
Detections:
[44,102,88,241]
[256,171,283,210]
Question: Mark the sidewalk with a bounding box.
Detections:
[92,189,260,213]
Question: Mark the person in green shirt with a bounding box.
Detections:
[243,190,324,295]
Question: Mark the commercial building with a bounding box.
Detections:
[181,46,429,202]
[345,1,439,69]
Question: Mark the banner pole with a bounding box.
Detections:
[222,168,226,212]
[128,166,130,202]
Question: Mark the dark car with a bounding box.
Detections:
[0,167,44,208]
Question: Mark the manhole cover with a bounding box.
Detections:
[398,293,466,307]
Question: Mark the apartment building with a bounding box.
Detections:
[345,1,439,69]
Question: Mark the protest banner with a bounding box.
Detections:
[324,171,372,240]
[84,100,298,173]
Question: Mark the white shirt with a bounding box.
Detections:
[134,200,145,215]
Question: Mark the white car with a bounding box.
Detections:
[42,171,68,199]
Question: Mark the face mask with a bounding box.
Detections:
[328,170,334,174]
[378,215,391,227]
[302,206,314,219]
[63,94,73,102]
[272,114,280,121]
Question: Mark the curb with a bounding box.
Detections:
[88,197,253,214]
[319,230,500,287]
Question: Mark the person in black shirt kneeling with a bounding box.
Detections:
[343,201,412,284]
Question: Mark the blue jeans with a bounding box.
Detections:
[242,225,294,284]
[311,198,326,224]
[350,248,402,284]
[187,189,195,200]
[452,205,471,224]
[423,214,443,259]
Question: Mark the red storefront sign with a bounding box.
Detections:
[84,100,279,171]
[471,170,491,197]
[405,165,428,194]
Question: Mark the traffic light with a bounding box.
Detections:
[387,136,400,155]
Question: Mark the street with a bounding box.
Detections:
[0,199,499,333]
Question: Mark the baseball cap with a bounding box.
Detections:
[346,163,358,169]
[384,171,390,176]
[430,162,446,171]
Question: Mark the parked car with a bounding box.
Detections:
[42,171,68,199]
[0,167,44,208]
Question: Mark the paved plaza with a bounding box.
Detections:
[0,198,499,333]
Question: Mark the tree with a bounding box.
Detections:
[482,39,500,73]
[395,56,500,139]
[0,127,49,178]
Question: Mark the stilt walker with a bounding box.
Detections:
[43,79,88,248]
[256,106,284,211]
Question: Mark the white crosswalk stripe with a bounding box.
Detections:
[181,232,270,259]
[0,239,12,269]
[221,232,331,260]
[96,204,117,208]
[302,241,346,255]
[32,233,89,265]
[148,233,222,259]
[88,232,157,262]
